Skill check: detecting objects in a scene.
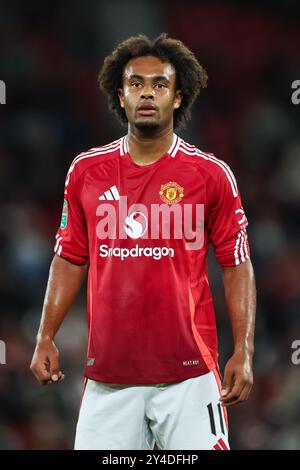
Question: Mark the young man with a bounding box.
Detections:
[30,33,256,450]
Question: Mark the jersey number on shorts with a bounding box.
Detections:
[207,402,225,436]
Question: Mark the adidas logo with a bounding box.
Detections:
[99,185,120,201]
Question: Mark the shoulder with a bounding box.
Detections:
[65,136,124,185]
[178,138,238,197]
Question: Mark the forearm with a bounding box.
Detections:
[37,254,88,341]
[222,259,256,357]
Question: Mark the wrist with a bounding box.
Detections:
[233,344,254,358]
[36,333,54,344]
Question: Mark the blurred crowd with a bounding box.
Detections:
[0,0,300,449]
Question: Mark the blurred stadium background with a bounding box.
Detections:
[0,0,300,450]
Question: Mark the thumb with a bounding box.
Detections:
[221,365,234,396]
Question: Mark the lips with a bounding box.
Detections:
[137,103,157,116]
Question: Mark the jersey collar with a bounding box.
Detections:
[120,133,181,159]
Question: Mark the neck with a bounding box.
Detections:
[127,124,175,165]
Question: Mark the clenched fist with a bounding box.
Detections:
[30,338,65,385]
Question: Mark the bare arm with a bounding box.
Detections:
[219,259,256,406]
[30,254,88,385]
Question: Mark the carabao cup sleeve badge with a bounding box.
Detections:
[60,199,68,229]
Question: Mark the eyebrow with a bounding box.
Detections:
[127,74,170,83]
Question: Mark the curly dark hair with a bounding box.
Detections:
[98,33,208,130]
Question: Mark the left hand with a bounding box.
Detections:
[220,351,253,407]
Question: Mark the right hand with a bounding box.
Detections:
[30,338,65,385]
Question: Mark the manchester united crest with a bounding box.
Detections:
[159,181,184,205]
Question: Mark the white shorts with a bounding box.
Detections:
[74,369,230,450]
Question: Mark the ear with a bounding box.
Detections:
[174,89,183,110]
[118,88,125,108]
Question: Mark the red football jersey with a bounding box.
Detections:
[54,134,250,384]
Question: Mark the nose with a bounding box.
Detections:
[141,93,154,100]
[141,84,154,99]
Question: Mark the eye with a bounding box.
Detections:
[131,82,142,88]
[155,83,166,89]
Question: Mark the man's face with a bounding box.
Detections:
[118,55,182,132]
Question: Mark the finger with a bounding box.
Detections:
[244,383,252,401]
[221,383,248,406]
[48,372,65,384]
[238,384,251,403]
[53,371,65,384]
[41,378,53,386]
[221,369,235,398]
[220,378,245,404]
[31,363,52,384]
[238,383,252,403]
[49,352,60,382]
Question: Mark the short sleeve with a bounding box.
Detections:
[54,165,89,265]
[207,164,250,267]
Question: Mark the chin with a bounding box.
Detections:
[134,120,160,132]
